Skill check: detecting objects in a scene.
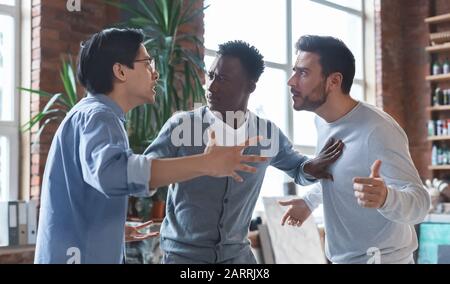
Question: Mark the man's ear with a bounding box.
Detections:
[327,72,343,91]
[112,63,127,82]
[247,81,256,94]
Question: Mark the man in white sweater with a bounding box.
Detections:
[280,35,430,264]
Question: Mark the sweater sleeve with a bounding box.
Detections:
[368,124,430,225]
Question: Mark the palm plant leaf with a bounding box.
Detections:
[19,59,80,138]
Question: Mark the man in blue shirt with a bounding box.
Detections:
[35,29,267,264]
[145,41,344,263]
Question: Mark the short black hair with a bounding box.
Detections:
[296,35,355,94]
[217,40,265,82]
[77,28,145,94]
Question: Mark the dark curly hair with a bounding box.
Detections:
[217,40,265,82]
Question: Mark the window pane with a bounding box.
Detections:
[249,68,290,211]
[0,136,8,201]
[291,0,364,79]
[0,0,15,6]
[293,111,317,147]
[204,55,215,74]
[0,15,14,121]
[204,0,287,63]
[350,82,364,101]
[248,67,289,134]
[254,167,285,212]
[323,0,362,11]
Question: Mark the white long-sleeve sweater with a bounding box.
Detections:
[303,102,430,264]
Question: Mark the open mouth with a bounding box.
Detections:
[290,89,302,98]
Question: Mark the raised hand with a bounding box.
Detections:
[353,160,388,209]
[125,221,159,243]
[204,130,268,182]
[279,198,312,227]
[303,138,344,180]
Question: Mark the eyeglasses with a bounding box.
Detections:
[134,58,156,73]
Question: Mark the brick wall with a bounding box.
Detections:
[29,0,120,201]
[375,0,450,179]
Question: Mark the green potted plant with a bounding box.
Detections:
[19,59,79,137]
[106,0,207,221]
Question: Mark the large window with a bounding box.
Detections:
[0,0,19,201]
[204,0,374,211]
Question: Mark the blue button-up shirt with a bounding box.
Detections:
[35,94,152,264]
[144,106,314,263]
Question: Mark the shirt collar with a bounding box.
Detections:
[205,107,250,131]
[87,93,126,123]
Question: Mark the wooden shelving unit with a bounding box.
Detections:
[429,165,450,171]
[425,13,450,24]
[428,136,450,141]
[427,12,450,176]
[426,43,450,53]
[427,105,450,112]
[426,73,450,82]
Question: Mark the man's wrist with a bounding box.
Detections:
[199,153,214,176]
[379,185,390,209]
[303,160,316,178]
[304,161,312,175]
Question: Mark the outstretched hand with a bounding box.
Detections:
[303,138,344,180]
[204,130,268,182]
[125,221,159,243]
[353,160,388,209]
[279,198,312,227]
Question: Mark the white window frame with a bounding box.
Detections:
[0,0,21,201]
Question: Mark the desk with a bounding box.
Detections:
[423,213,450,223]
[0,245,35,264]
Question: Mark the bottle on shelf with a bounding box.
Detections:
[431,144,450,165]
[441,145,448,165]
[443,57,450,74]
[433,60,442,75]
[441,119,448,136]
[443,89,449,105]
[434,88,443,106]
[438,147,443,165]
[437,120,443,136]
[432,144,437,166]
[447,148,450,165]
[444,89,449,105]
[428,120,435,136]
